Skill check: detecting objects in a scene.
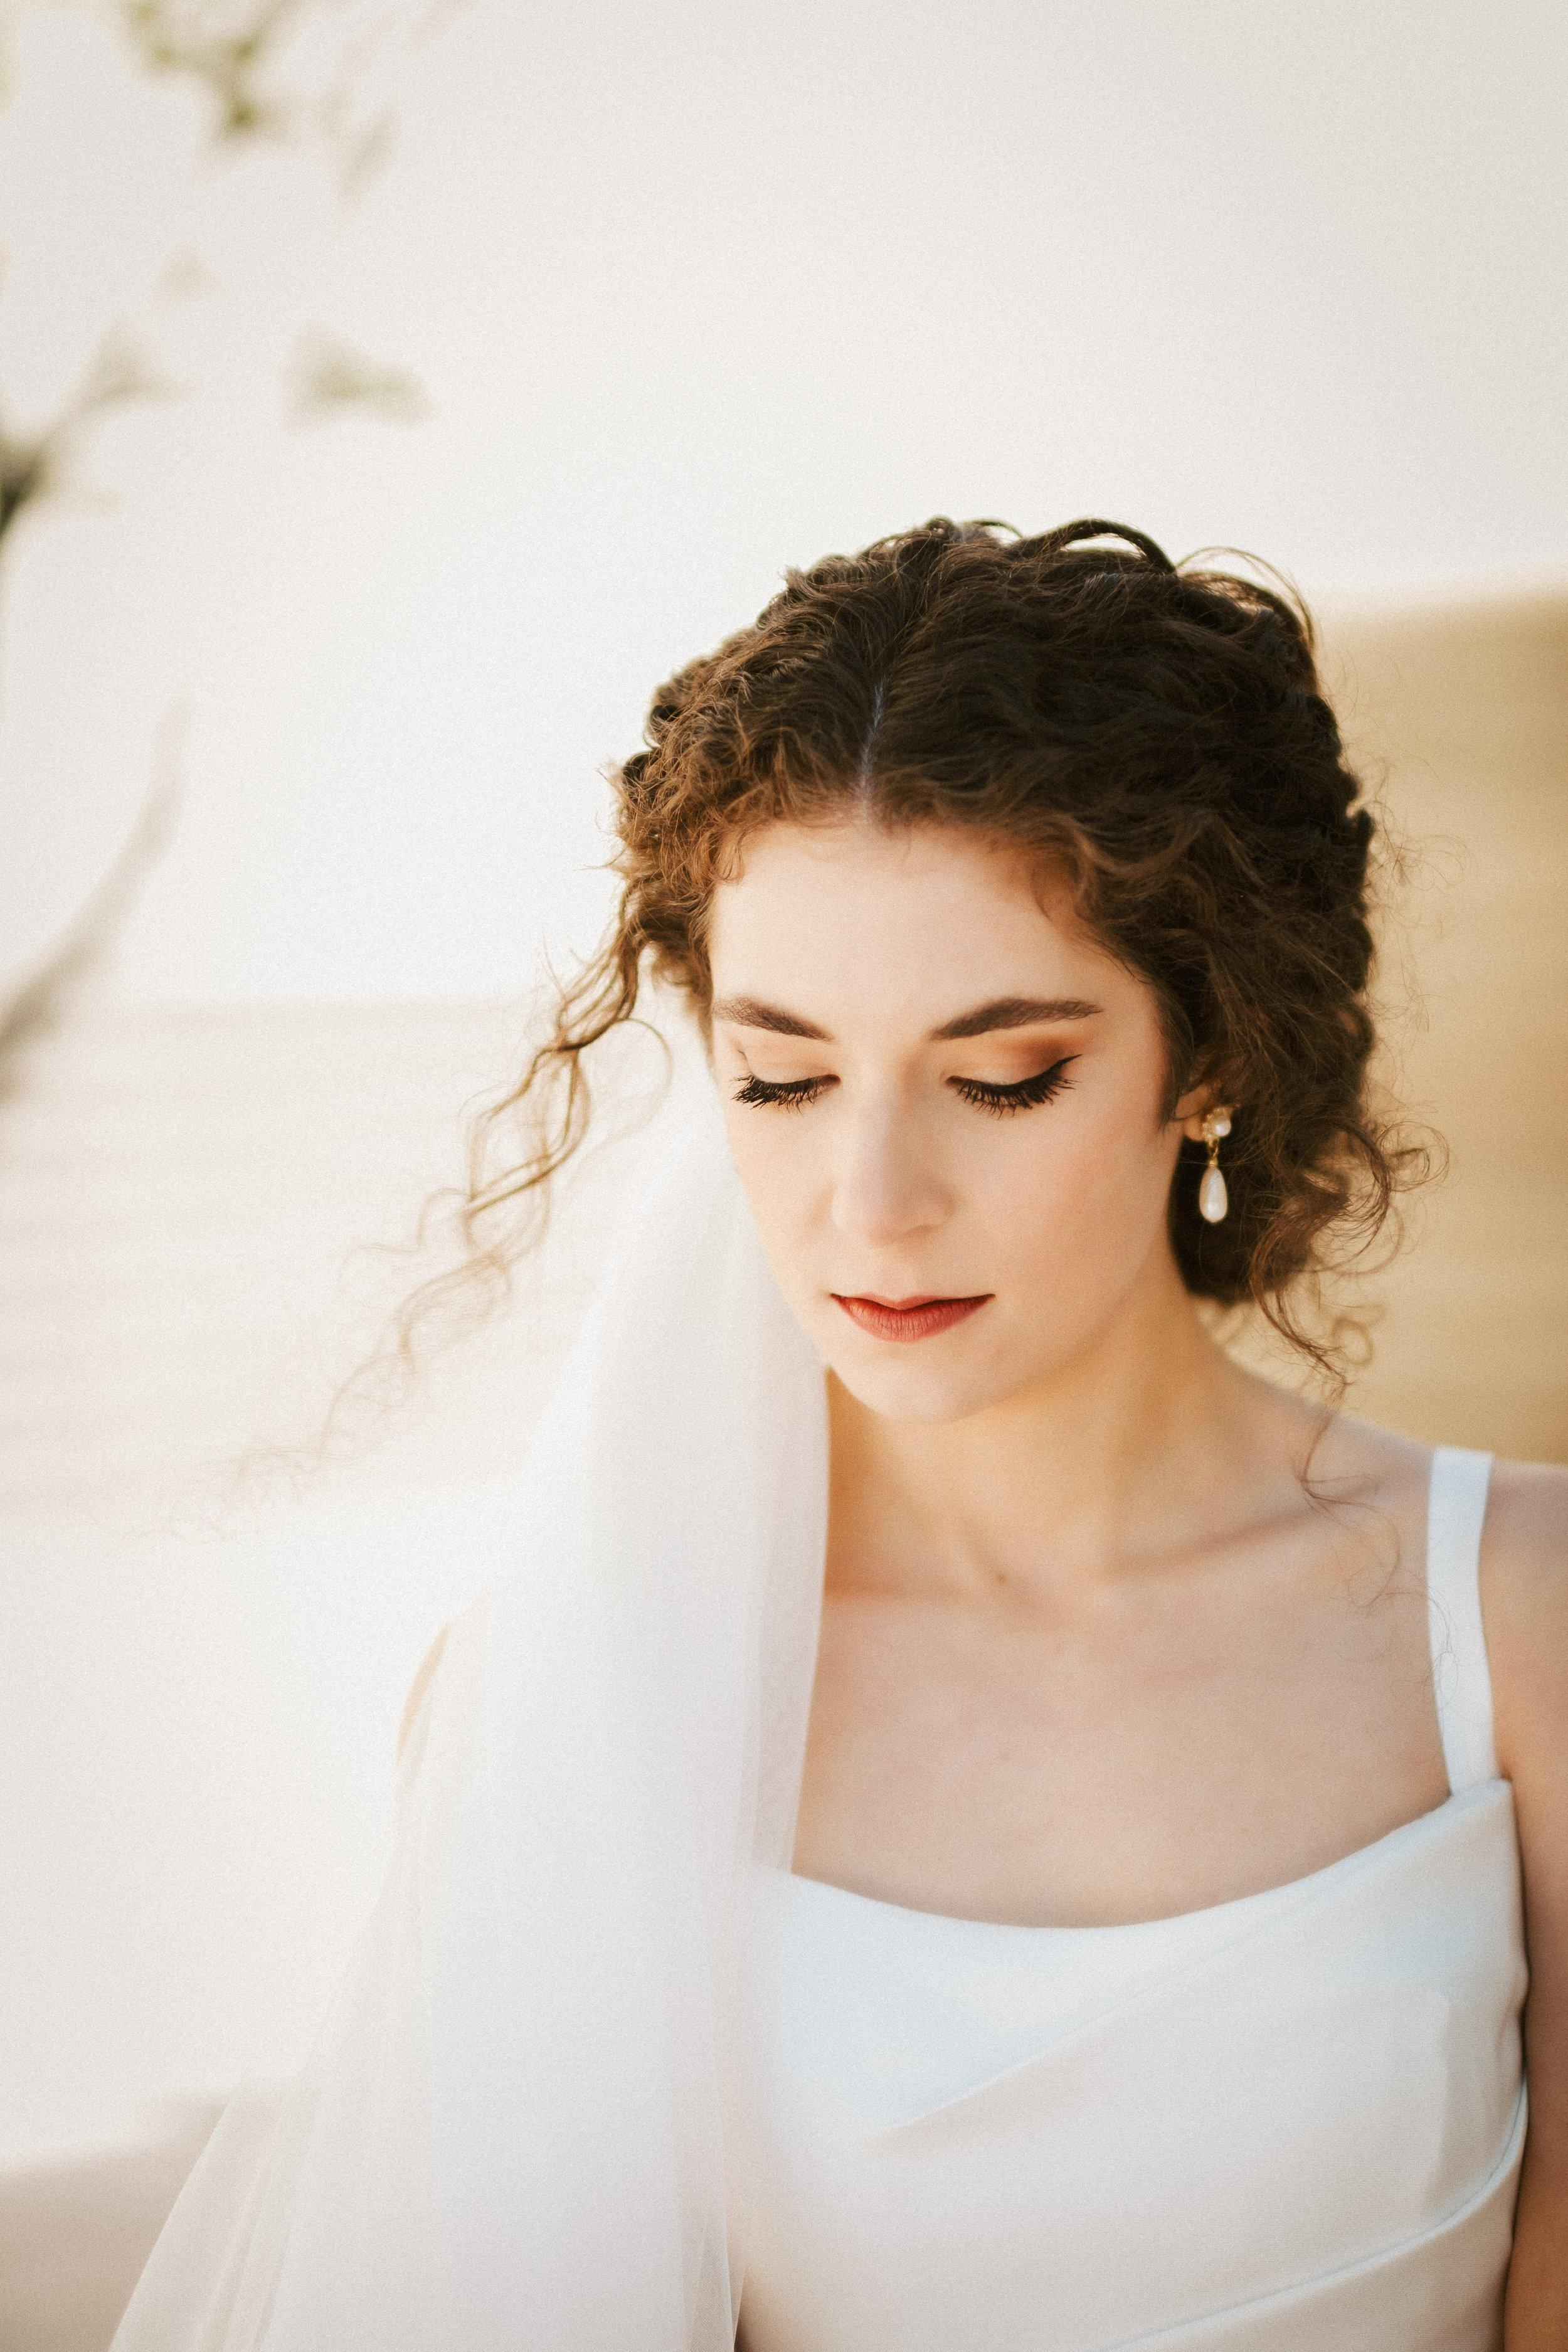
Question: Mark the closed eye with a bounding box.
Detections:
[950,1057,1078,1115]
[730,1058,1078,1114]
[731,1073,832,1110]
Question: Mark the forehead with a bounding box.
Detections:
[707,818,1131,1022]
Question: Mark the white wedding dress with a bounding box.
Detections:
[735,1448,1525,2351]
[110,1071,1526,2351]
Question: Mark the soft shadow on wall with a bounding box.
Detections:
[1303,586,1567,1463]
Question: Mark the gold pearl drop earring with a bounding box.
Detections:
[1198,1106,1233,1224]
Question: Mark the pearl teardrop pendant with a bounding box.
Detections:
[1199,1164,1229,1224]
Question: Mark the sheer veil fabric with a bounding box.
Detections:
[112,1056,831,2350]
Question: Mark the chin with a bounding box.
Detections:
[818,1332,1039,1425]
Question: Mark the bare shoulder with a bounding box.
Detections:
[397,1624,450,1764]
[1480,1458,1568,1784]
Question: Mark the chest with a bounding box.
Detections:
[791,1545,1451,1926]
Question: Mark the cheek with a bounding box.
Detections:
[718,1105,817,1247]
[982,1097,1179,1288]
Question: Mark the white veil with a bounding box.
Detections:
[112,1051,830,2350]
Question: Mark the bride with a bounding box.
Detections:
[114,518,1565,2349]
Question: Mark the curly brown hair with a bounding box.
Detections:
[445,516,1418,1375]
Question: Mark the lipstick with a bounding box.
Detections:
[831,1294,990,1343]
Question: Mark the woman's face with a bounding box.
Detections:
[706,817,1205,1424]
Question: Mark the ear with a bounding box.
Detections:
[1173,1085,1234,1143]
[1172,1079,1216,1138]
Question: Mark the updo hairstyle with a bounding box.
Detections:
[453,517,1418,1373]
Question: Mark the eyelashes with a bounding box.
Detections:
[731,1074,827,1111]
[952,1057,1078,1115]
[731,1057,1079,1117]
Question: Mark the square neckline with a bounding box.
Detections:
[780,1777,1511,1940]
[782,1444,1502,1937]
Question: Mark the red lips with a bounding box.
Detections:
[831,1294,990,1343]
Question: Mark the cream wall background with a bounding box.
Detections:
[0,6,1565,2339]
[1,0,1565,1006]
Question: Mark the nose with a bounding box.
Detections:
[829,1101,951,1249]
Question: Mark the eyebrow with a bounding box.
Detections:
[710,993,1103,1042]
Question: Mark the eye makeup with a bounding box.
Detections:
[950,1056,1078,1115]
[730,1055,1079,1116]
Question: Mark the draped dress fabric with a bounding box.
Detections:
[734,1448,1527,2352]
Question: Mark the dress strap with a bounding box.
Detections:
[1425,1446,1499,1795]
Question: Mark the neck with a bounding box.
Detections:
[826,1253,1304,1608]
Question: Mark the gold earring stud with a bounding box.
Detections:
[1198,1106,1232,1224]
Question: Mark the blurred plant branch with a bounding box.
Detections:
[112,0,423,194]
[0,0,446,1075]
[0,754,182,1111]
[121,0,319,143]
[0,320,176,564]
